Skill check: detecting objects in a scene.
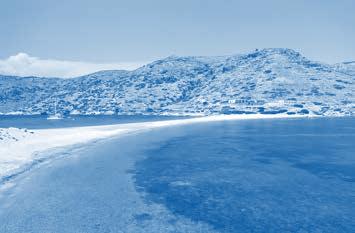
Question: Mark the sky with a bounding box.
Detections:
[0,0,354,77]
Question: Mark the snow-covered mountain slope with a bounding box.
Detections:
[334,61,355,76]
[0,48,354,116]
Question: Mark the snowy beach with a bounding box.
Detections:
[1,116,353,233]
[0,114,307,183]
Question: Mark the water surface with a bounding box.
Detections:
[0,115,189,129]
[134,117,355,232]
[0,117,354,232]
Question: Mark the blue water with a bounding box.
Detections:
[0,115,189,129]
[0,117,354,232]
[134,117,355,232]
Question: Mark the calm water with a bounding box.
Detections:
[0,115,189,129]
[0,117,354,232]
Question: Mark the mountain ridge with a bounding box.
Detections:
[0,48,354,116]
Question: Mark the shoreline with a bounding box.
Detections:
[0,114,312,185]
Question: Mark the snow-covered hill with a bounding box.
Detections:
[0,48,354,116]
[334,61,355,76]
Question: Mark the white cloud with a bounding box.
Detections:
[0,53,145,78]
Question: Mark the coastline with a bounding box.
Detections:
[0,114,310,184]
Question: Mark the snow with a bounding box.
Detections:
[0,48,354,117]
[0,114,308,183]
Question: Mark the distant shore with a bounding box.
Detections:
[0,114,310,185]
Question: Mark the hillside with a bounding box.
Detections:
[0,48,354,116]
